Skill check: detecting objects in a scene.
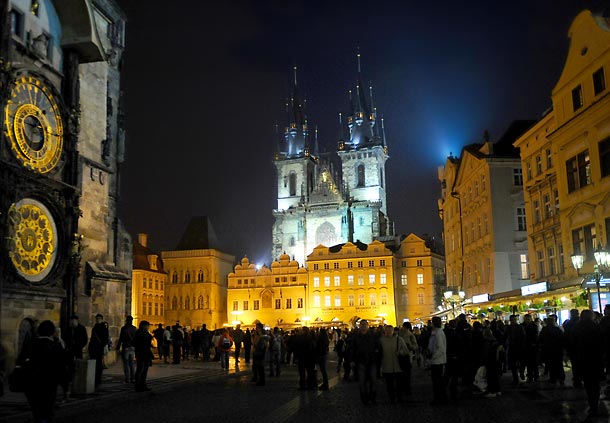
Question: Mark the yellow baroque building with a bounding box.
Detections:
[161,217,235,329]
[394,234,446,323]
[513,10,610,314]
[227,255,309,328]
[131,234,167,327]
[307,240,397,327]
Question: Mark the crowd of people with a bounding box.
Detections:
[10,305,610,421]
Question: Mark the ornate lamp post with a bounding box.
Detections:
[443,289,466,319]
[571,245,610,313]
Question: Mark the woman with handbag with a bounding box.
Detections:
[379,325,408,403]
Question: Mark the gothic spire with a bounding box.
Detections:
[281,64,308,158]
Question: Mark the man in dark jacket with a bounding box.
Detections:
[232,324,244,364]
[522,314,539,382]
[172,325,184,364]
[64,315,88,360]
[134,320,154,392]
[563,308,582,387]
[505,314,525,386]
[152,324,164,360]
[88,314,109,389]
[352,320,379,404]
[573,310,604,414]
[539,315,564,384]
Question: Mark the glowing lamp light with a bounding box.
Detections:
[571,254,584,273]
[256,263,262,270]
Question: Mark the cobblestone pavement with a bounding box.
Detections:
[3,354,610,423]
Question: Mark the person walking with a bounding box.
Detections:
[88,313,109,389]
[428,316,447,406]
[134,320,154,392]
[380,325,408,403]
[539,315,565,385]
[218,329,234,370]
[232,324,244,364]
[115,316,136,384]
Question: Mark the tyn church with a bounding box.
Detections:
[272,61,394,265]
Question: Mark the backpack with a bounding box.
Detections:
[222,337,232,350]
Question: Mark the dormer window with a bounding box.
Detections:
[593,67,606,96]
[148,255,158,271]
[572,85,583,111]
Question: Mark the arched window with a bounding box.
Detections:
[204,295,210,309]
[185,296,190,310]
[357,164,365,187]
[142,294,147,314]
[185,271,191,283]
[172,296,178,310]
[198,295,204,309]
[179,296,183,309]
[379,168,384,188]
[142,278,147,289]
[198,270,204,282]
[172,272,178,283]
[289,172,297,196]
[289,236,295,247]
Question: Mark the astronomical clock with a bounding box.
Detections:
[0,69,74,291]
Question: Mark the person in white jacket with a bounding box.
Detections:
[428,317,447,405]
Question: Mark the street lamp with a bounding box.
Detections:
[571,245,610,313]
[443,289,466,319]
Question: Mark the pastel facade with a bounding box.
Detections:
[131,234,167,327]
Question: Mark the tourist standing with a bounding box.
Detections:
[134,320,154,392]
[572,309,604,415]
[116,316,136,384]
[428,316,447,405]
[352,320,379,404]
[152,324,164,360]
[243,328,252,364]
[251,323,268,386]
[380,325,408,403]
[218,329,234,370]
[232,324,244,364]
[316,328,329,390]
[88,313,109,389]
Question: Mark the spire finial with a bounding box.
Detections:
[293,65,298,86]
[369,84,374,112]
[356,47,361,73]
[314,125,319,156]
[381,117,387,147]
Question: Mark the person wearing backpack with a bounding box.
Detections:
[217,329,234,370]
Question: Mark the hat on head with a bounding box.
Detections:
[70,314,79,320]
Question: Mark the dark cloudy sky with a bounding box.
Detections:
[116,0,600,265]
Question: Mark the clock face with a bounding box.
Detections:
[4,75,64,174]
[7,199,58,282]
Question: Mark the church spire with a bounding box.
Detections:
[346,50,377,148]
[281,64,309,158]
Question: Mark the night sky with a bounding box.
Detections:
[116,0,599,265]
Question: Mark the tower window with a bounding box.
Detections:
[357,164,365,187]
[289,172,297,196]
[380,169,384,188]
[289,236,295,247]
[10,9,24,39]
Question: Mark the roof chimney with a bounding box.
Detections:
[138,233,148,248]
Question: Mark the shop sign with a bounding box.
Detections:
[521,281,548,296]
[472,293,490,304]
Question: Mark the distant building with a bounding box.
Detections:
[393,234,446,322]
[514,10,610,312]
[438,122,534,300]
[161,217,234,329]
[132,234,167,327]
[227,255,308,328]
[272,63,393,266]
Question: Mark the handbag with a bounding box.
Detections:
[8,363,30,393]
[396,337,410,372]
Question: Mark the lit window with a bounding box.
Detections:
[324,276,330,287]
[334,276,341,286]
[369,274,375,284]
[380,274,387,284]
[313,277,320,288]
[417,273,424,285]
[370,294,376,306]
[358,275,364,286]
[233,301,238,311]
[401,274,407,286]
[334,296,341,307]
[314,296,320,307]
[348,275,354,285]
[348,295,355,306]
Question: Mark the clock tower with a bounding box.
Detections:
[0,0,132,364]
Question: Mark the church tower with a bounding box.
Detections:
[337,53,392,241]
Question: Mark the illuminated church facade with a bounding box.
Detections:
[272,62,394,265]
